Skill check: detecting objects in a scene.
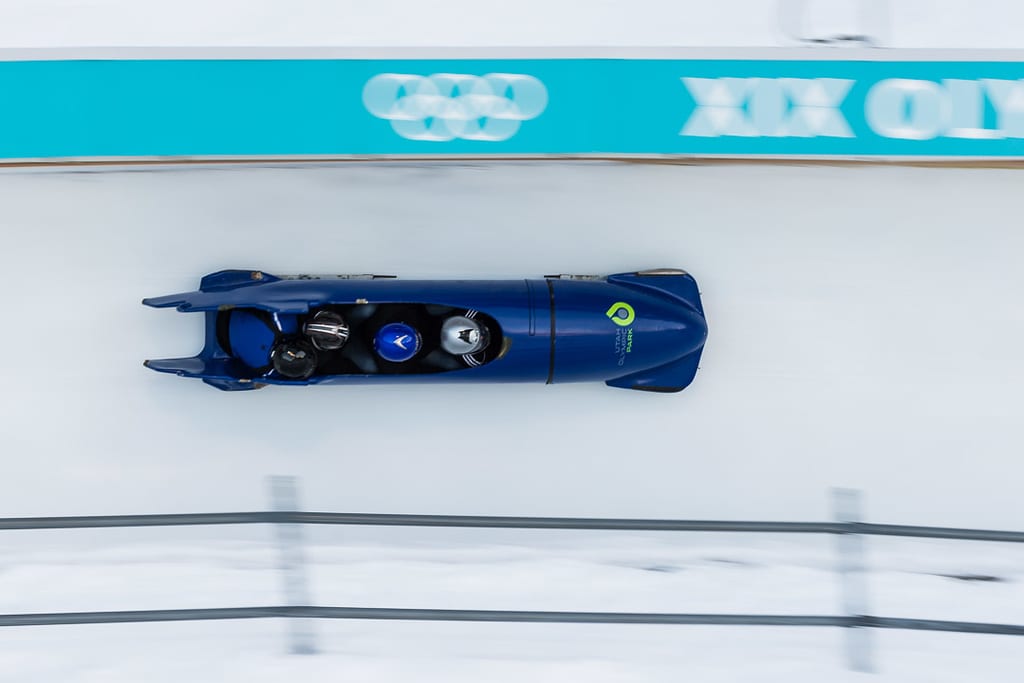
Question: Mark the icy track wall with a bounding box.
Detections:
[2,48,1024,162]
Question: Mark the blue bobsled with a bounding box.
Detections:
[143,269,707,392]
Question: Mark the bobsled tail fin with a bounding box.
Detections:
[142,294,191,309]
[608,270,704,315]
[143,356,208,376]
[605,346,704,393]
[143,356,236,379]
[142,270,278,310]
[202,378,265,391]
[143,357,264,391]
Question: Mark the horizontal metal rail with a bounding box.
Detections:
[0,511,1020,543]
[0,606,1021,635]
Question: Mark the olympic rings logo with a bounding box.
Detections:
[362,73,548,142]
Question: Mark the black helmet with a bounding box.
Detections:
[270,339,318,379]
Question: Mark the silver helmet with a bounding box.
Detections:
[303,310,350,351]
[440,315,489,356]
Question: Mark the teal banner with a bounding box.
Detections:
[2,58,1024,159]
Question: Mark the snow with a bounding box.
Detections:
[0,0,1021,49]
[0,530,1021,681]
[2,0,1023,679]
[1,161,1023,680]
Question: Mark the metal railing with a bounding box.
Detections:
[1,480,1021,673]
[2,510,1021,542]
[3,606,1021,635]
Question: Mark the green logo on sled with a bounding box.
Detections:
[606,302,635,327]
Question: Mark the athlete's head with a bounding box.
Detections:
[373,322,422,363]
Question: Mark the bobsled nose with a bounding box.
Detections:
[672,306,708,356]
[639,302,707,360]
[606,305,707,393]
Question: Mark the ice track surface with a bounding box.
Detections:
[3,161,1024,681]
[1,161,1021,530]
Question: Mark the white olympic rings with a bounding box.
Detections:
[362,73,549,142]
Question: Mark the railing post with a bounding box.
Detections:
[777,0,889,47]
[269,475,317,655]
[833,487,874,673]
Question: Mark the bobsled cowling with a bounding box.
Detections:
[143,270,707,393]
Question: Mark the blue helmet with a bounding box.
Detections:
[373,322,422,363]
